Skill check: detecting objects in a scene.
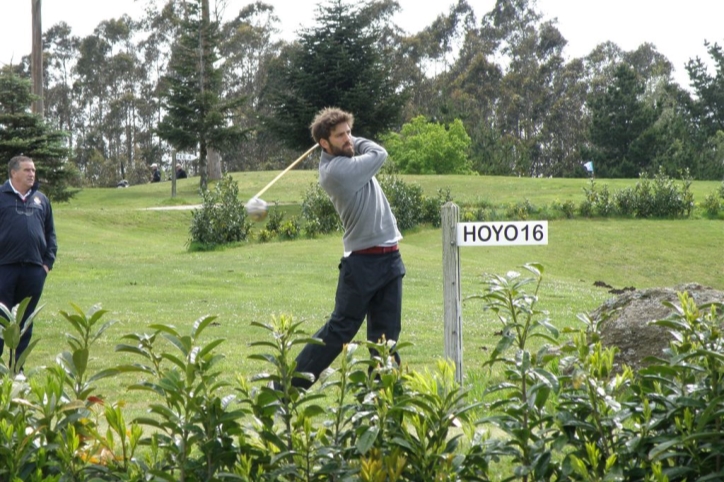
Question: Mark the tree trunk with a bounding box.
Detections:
[199,0,222,180]
[207,147,222,180]
[199,139,208,191]
[31,0,44,117]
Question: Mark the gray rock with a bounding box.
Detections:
[591,283,724,370]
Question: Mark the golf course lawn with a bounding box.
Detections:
[25,172,724,414]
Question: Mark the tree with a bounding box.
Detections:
[587,64,657,178]
[0,68,75,201]
[218,1,286,171]
[684,41,724,180]
[157,0,245,190]
[382,116,471,174]
[263,0,407,150]
[686,41,724,138]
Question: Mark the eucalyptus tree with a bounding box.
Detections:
[479,0,570,176]
[399,0,478,123]
[134,0,185,182]
[72,15,141,185]
[43,22,80,150]
[218,1,282,170]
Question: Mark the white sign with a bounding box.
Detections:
[457,221,548,247]
[176,152,197,161]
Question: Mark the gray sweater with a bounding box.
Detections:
[318,137,401,253]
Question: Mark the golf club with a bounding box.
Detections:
[245,143,319,221]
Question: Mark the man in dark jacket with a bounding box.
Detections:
[0,156,57,366]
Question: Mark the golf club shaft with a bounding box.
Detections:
[253,144,319,199]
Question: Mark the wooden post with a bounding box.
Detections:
[442,202,463,384]
[31,0,44,116]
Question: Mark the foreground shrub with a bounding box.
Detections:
[3,272,724,480]
[189,174,252,249]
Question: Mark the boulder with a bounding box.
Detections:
[591,283,724,370]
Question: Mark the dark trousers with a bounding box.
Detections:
[0,263,47,362]
[293,251,405,389]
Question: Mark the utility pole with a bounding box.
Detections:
[31,0,44,117]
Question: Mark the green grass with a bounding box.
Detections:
[23,173,724,414]
[101,171,723,210]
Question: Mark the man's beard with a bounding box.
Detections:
[329,143,354,158]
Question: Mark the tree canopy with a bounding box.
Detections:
[383,116,472,174]
[3,0,722,185]
[0,68,75,201]
[157,0,246,190]
[262,0,407,149]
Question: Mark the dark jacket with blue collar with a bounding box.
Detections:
[0,180,57,269]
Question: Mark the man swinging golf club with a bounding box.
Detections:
[291,107,405,390]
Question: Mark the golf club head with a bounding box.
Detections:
[245,197,268,222]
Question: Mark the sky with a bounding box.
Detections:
[0,0,722,90]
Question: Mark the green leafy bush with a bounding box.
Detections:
[264,206,284,234]
[702,192,721,216]
[383,116,473,174]
[189,174,252,249]
[378,174,424,230]
[279,218,301,240]
[301,182,341,235]
[702,181,724,217]
[256,228,274,243]
[421,187,453,227]
[552,199,576,219]
[582,170,693,219]
[6,269,724,480]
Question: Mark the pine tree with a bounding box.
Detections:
[0,68,75,201]
[157,0,245,191]
[263,0,407,150]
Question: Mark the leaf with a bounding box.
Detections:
[192,315,218,339]
[88,368,122,383]
[197,338,225,359]
[356,426,379,455]
[14,338,39,371]
[72,347,89,376]
[303,404,326,418]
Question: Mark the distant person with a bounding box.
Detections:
[0,155,57,368]
[150,163,161,183]
[175,164,187,179]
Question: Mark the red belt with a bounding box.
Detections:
[352,244,399,255]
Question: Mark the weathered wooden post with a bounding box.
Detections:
[442,204,549,385]
[442,202,463,384]
[31,0,43,116]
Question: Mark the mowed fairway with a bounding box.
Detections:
[30,173,724,412]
